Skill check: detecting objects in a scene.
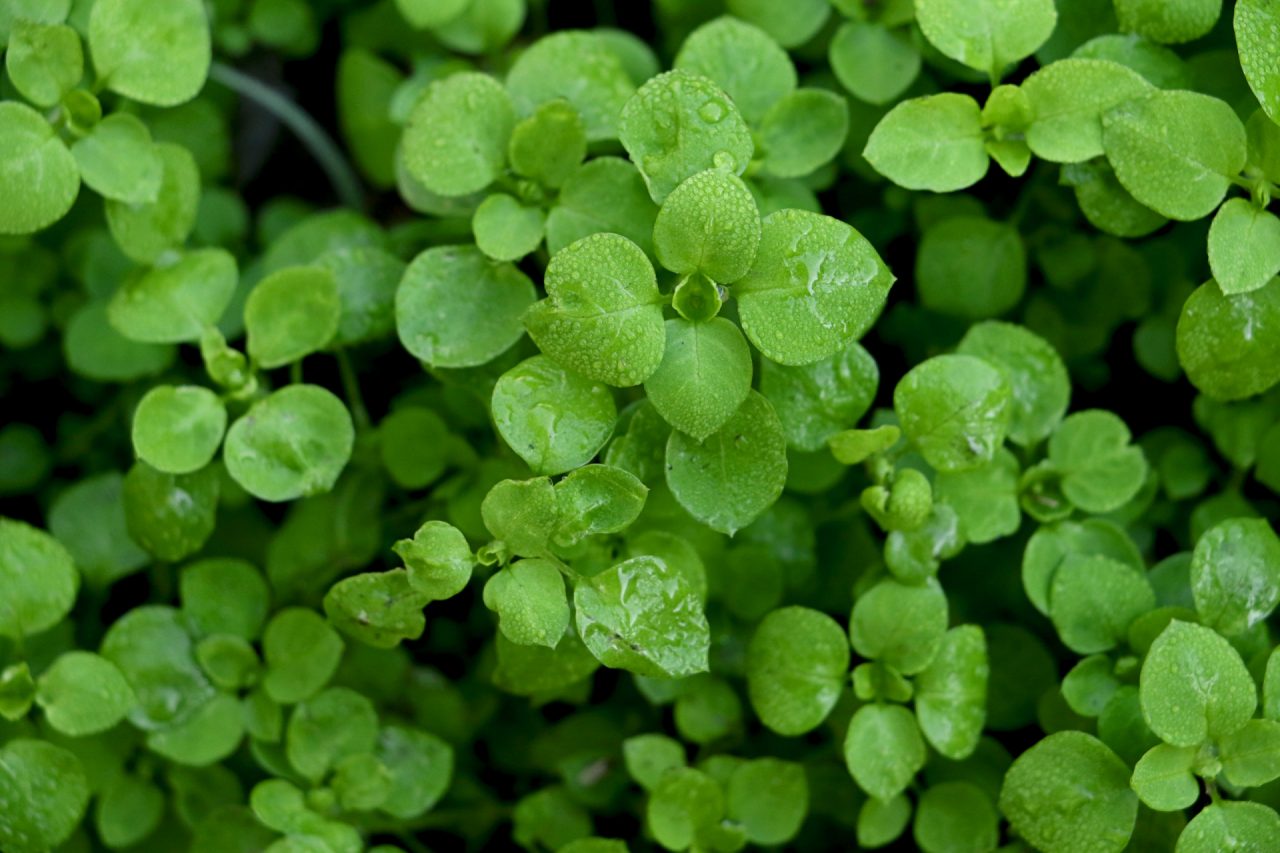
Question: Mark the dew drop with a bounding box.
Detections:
[698,100,726,123]
[712,151,736,171]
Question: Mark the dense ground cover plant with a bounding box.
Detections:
[3,0,1280,850]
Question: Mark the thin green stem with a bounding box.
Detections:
[335,349,371,431]
[208,62,364,210]
[290,360,303,385]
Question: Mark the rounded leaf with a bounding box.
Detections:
[35,651,135,736]
[619,69,754,203]
[244,266,341,369]
[652,169,760,284]
[1140,620,1257,747]
[1176,277,1280,401]
[525,233,665,387]
[843,704,926,801]
[505,31,634,141]
[0,517,78,640]
[491,355,617,476]
[0,739,90,853]
[402,72,515,197]
[0,101,80,235]
[644,318,753,441]
[894,354,1012,473]
[999,732,1137,853]
[396,245,536,369]
[746,606,850,736]
[223,385,355,503]
[89,0,210,106]
[916,216,1026,320]
[666,391,787,535]
[864,94,988,193]
[131,385,227,474]
[735,209,894,366]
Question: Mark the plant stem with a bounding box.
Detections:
[335,349,371,430]
[208,61,364,210]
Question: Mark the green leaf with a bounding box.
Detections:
[145,690,244,765]
[675,16,795,124]
[0,739,90,853]
[913,782,999,853]
[104,142,200,263]
[864,93,989,192]
[180,557,269,640]
[493,627,599,697]
[652,169,760,283]
[286,687,378,782]
[829,424,901,465]
[483,558,569,648]
[1177,802,1280,853]
[1063,158,1168,239]
[934,448,1021,544]
[0,101,79,235]
[95,774,164,849]
[999,732,1137,853]
[1219,719,1280,788]
[545,157,659,257]
[71,113,162,205]
[1022,518,1143,614]
[1176,277,1280,402]
[491,355,617,476]
[646,768,726,852]
[760,340,878,453]
[1190,518,1280,637]
[396,245,535,369]
[726,0,828,47]
[726,758,808,846]
[0,662,35,722]
[473,194,545,262]
[665,391,788,535]
[735,209,894,366]
[195,634,259,690]
[323,569,428,649]
[624,733,686,790]
[525,233,665,387]
[956,321,1070,447]
[1049,554,1156,654]
[894,353,1012,473]
[121,461,219,561]
[508,100,587,189]
[1237,0,1280,124]
[378,407,448,490]
[1140,620,1257,747]
[619,69,754,203]
[1062,655,1123,717]
[746,606,849,736]
[88,0,209,106]
[574,554,710,678]
[1048,410,1149,513]
[850,576,949,675]
[393,0,468,28]
[131,385,226,475]
[224,385,354,503]
[1208,199,1280,296]
[505,31,634,141]
[6,20,82,108]
[644,318,753,441]
[402,72,515,197]
[552,464,648,548]
[844,703,926,801]
[335,48,400,187]
[0,516,78,640]
[915,625,989,760]
[916,215,1025,320]
[245,266,341,369]
[109,248,237,343]
[1131,743,1199,811]
[262,607,344,704]
[858,794,911,848]
[758,88,849,179]
[1021,58,1153,163]
[376,724,453,819]
[395,520,473,601]
[915,0,1057,77]
[34,651,134,736]
[674,674,742,744]
[481,477,557,557]
[100,605,213,729]
[1101,90,1247,221]
[1115,0,1221,44]
[830,21,920,106]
